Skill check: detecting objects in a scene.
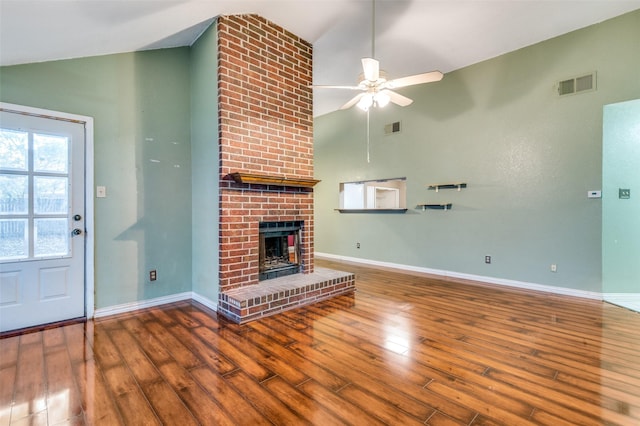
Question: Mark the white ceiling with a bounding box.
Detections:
[1,0,639,116]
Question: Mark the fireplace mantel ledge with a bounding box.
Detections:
[229,172,320,188]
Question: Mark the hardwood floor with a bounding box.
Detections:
[2,259,640,425]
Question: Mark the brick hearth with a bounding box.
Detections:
[218,267,355,324]
[215,15,355,322]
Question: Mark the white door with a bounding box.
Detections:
[0,109,86,332]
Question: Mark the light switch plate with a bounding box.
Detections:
[587,190,601,198]
[96,186,107,198]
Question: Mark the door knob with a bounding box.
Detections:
[73,214,82,221]
[72,228,82,236]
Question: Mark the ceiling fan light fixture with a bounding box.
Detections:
[357,93,374,111]
[356,91,390,111]
[375,91,391,108]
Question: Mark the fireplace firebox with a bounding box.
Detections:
[259,221,302,281]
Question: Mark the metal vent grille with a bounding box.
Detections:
[558,72,596,96]
[576,74,593,92]
[558,79,575,96]
[384,121,401,135]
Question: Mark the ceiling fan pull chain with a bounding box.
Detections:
[367,109,371,163]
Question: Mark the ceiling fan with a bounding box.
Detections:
[313,0,443,111]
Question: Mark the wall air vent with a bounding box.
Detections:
[557,72,596,97]
[384,121,401,135]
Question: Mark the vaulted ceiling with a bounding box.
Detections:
[1,0,639,116]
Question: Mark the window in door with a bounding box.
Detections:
[1,129,71,261]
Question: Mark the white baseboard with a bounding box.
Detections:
[93,291,217,319]
[603,294,640,313]
[92,261,636,319]
[191,292,218,312]
[316,252,603,301]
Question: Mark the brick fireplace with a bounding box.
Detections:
[259,221,302,281]
[215,15,355,323]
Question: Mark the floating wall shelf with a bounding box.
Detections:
[417,203,453,211]
[336,209,408,214]
[230,172,320,188]
[427,183,467,192]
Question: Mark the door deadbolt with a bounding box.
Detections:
[73,214,82,221]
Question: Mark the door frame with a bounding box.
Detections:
[1,102,95,320]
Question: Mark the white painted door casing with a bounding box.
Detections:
[0,104,94,332]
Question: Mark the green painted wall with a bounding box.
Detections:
[315,10,640,293]
[191,21,220,301]
[0,48,193,308]
[603,99,640,293]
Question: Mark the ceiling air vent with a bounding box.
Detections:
[557,72,596,97]
[384,121,401,135]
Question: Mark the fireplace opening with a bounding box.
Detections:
[259,221,302,281]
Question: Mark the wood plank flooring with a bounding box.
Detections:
[2,259,640,425]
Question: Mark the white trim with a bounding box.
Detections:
[93,292,218,319]
[0,102,96,319]
[316,252,603,301]
[191,292,218,312]
[603,293,640,313]
[94,292,193,318]
[84,116,95,319]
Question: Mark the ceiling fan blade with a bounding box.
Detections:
[384,90,413,107]
[361,57,379,81]
[311,84,362,90]
[385,71,443,89]
[340,93,366,110]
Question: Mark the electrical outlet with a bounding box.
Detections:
[485,255,491,264]
[619,188,631,199]
[149,270,157,281]
[356,242,360,249]
[551,264,557,273]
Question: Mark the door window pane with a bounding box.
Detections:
[0,174,28,214]
[0,219,28,260]
[34,134,69,173]
[34,218,69,257]
[34,176,68,214]
[0,129,28,171]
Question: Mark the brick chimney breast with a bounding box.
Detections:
[217,14,315,293]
